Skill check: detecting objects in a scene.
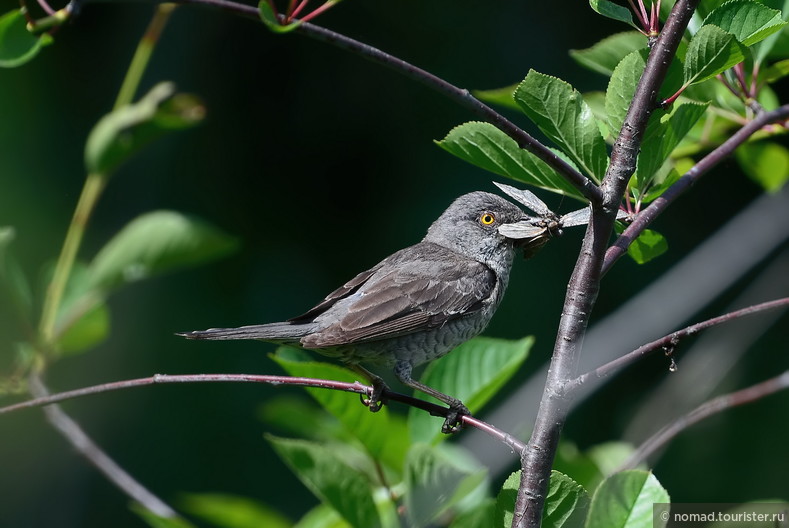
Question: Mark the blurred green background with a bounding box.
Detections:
[1,1,787,526]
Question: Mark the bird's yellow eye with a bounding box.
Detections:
[480,212,496,225]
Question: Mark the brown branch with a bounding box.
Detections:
[569,298,789,391]
[3,372,526,453]
[618,369,789,471]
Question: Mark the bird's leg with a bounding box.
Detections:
[393,361,470,434]
[349,363,388,412]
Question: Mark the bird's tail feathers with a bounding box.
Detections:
[176,322,311,344]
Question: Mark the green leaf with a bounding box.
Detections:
[179,493,291,528]
[496,471,589,528]
[473,84,520,111]
[449,498,495,528]
[586,471,670,528]
[515,71,609,180]
[703,0,786,47]
[570,32,648,76]
[84,82,205,174]
[635,102,709,191]
[89,211,238,292]
[271,349,409,470]
[258,1,302,33]
[606,51,648,139]
[437,122,586,200]
[761,58,789,82]
[53,263,109,354]
[627,229,668,264]
[408,336,532,444]
[0,10,54,68]
[131,504,196,528]
[0,227,32,323]
[295,504,350,528]
[404,443,487,527]
[589,0,637,27]
[755,0,789,62]
[267,435,381,528]
[683,24,748,87]
[735,141,789,192]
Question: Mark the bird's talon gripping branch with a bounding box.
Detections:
[360,377,387,412]
[441,403,470,434]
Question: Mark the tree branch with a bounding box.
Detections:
[569,298,789,391]
[28,374,180,519]
[603,104,789,274]
[513,2,700,526]
[618,369,789,471]
[3,372,526,453]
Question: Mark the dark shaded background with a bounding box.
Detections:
[1,1,787,526]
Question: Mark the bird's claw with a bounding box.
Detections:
[441,403,470,434]
[360,378,388,413]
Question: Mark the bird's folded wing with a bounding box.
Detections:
[302,254,496,347]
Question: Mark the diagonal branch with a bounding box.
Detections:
[3,372,526,454]
[603,104,789,274]
[568,298,789,391]
[618,369,789,471]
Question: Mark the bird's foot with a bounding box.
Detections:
[360,377,389,413]
[441,402,470,434]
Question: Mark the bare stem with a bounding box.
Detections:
[512,2,699,526]
[618,370,789,471]
[569,298,789,391]
[603,104,789,274]
[2,373,526,453]
[28,374,180,519]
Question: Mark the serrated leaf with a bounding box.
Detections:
[258,1,302,33]
[84,82,205,174]
[0,10,54,68]
[606,51,648,139]
[473,84,520,111]
[683,25,748,87]
[408,336,532,444]
[271,349,409,470]
[0,227,32,322]
[703,0,786,47]
[179,493,291,528]
[570,32,648,76]
[589,0,637,27]
[404,443,487,527]
[437,122,586,200]
[627,229,668,264]
[496,471,589,528]
[267,435,381,528]
[735,140,789,192]
[89,211,238,292]
[586,471,670,528]
[515,71,609,180]
[755,0,789,62]
[635,102,709,191]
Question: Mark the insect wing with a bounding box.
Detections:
[493,182,553,217]
[499,222,547,239]
[560,207,591,228]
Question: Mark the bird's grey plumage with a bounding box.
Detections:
[178,191,537,432]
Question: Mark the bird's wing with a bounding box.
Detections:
[288,266,381,323]
[301,244,496,348]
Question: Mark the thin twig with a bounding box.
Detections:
[569,298,789,391]
[603,104,789,274]
[28,374,180,519]
[2,373,527,453]
[618,370,789,471]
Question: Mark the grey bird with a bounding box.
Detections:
[178,191,540,433]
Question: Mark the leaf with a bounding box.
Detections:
[635,102,709,191]
[606,51,648,139]
[755,0,789,62]
[589,0,637,28]
[271,349,409,471]
[0,9,54,68]
[473,84,520,111]
[179,493,291,528]
[89,210,238,292]
[683,24,748,87]
[54,263,110,354]
[449,498,495,528]
[267,435,381,528]
[702,0,786,47]
[408,336,532,444]
[404,443,487,527]
[514,71,609,180]
[735,141,789,192]
[0,227,32,322]
[627,229,668,264]
[437,122,586,200]
[761,58,789,82]
[295,504,350,528]
[496,471,589,528]
[84,82,205,174]
[586,471,670,528]
[570,32,648,76]
[131,504,196,528]
[258,1,303,33]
